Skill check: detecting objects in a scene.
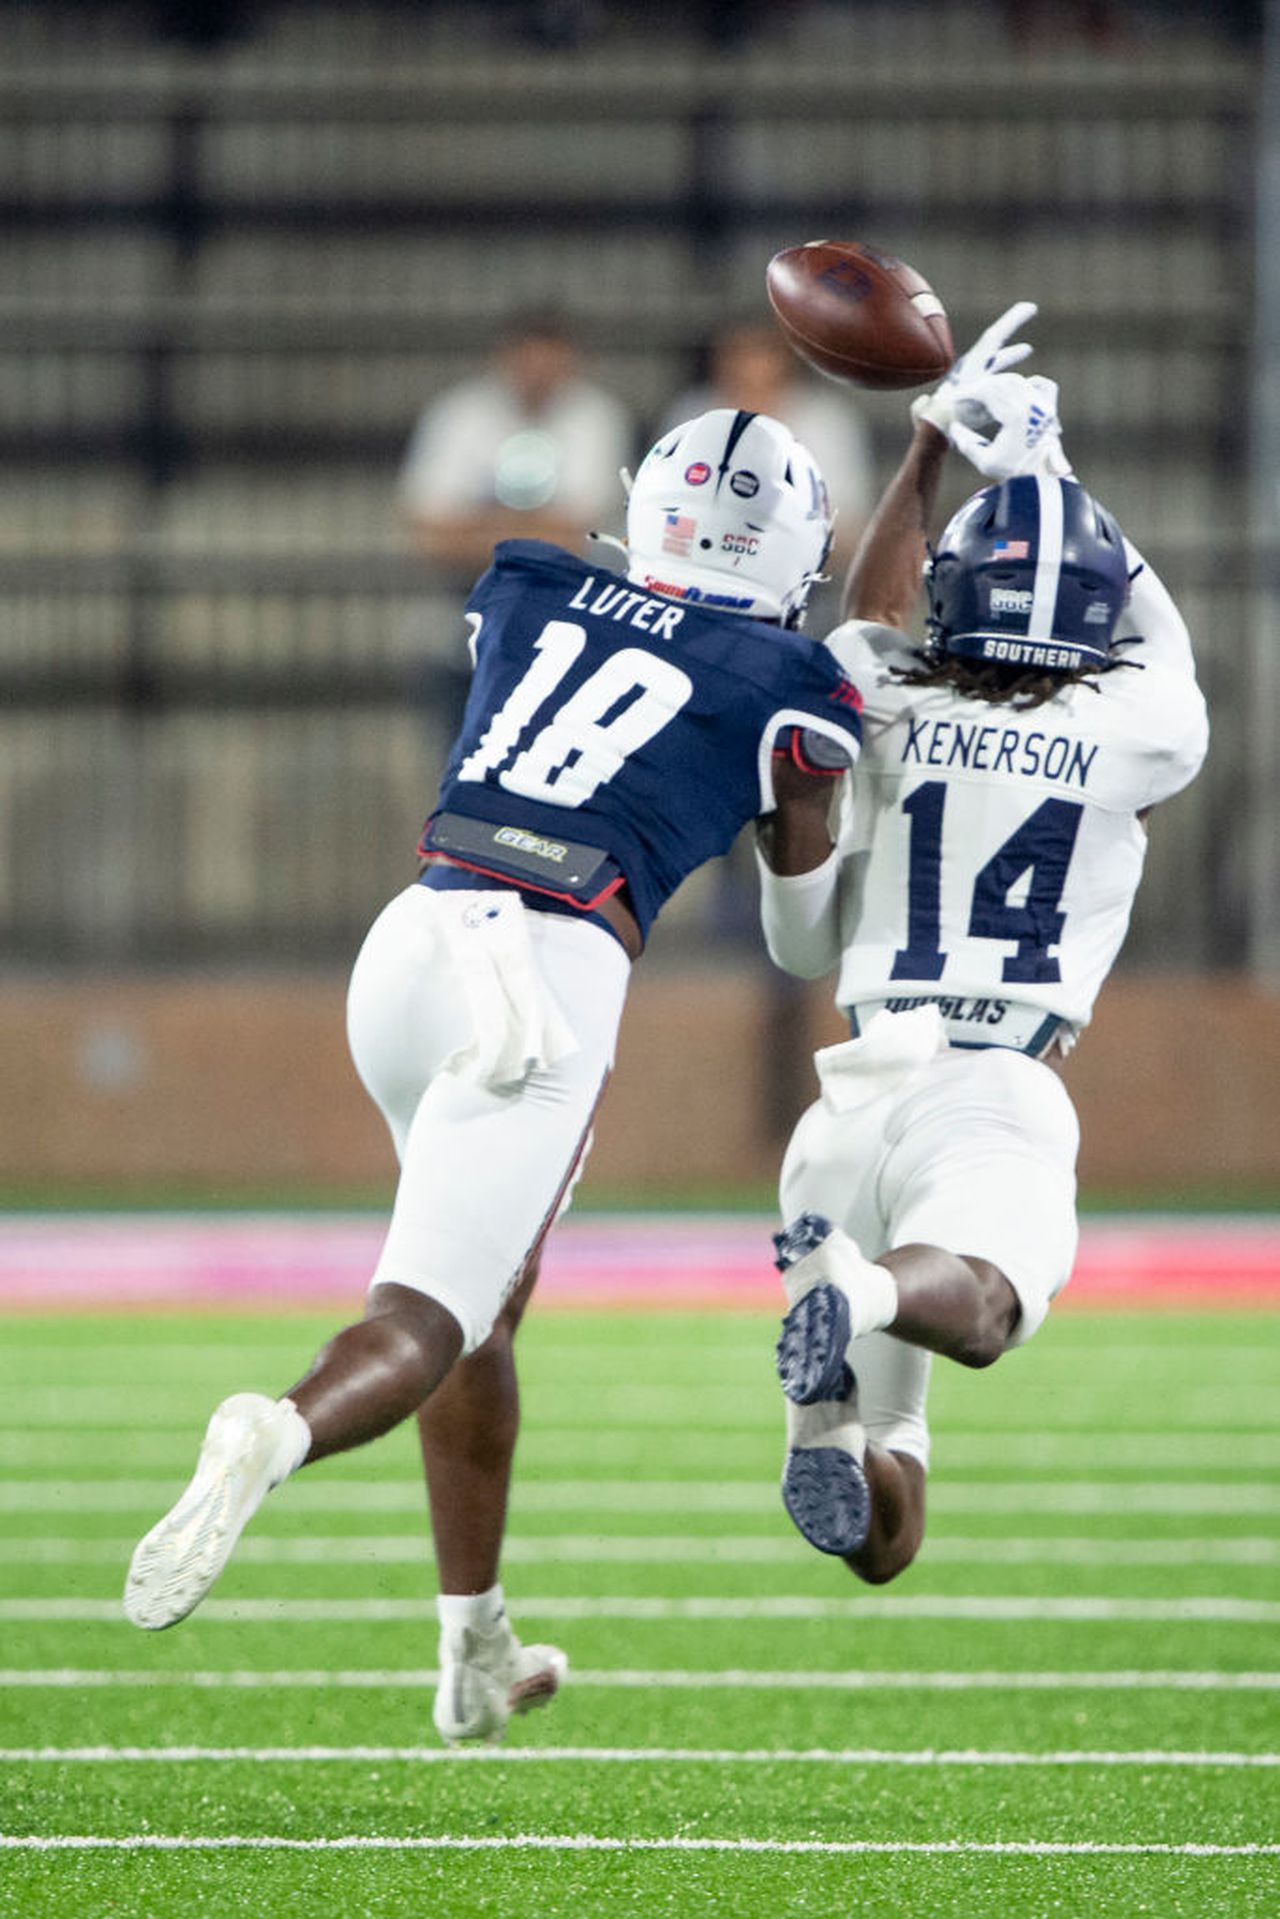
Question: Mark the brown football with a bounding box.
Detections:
[766,240,954,390]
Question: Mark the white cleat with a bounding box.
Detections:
[123,1392,307,1631]
[433,1623,568,1746]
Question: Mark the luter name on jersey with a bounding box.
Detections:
[901,717,1099,790]
[565,574,687,639]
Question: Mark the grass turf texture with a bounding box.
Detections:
[0,1305,1277,1917]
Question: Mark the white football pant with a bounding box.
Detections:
[780,1042,1080,1470]
[347,884,630,1353]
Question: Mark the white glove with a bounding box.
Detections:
[911,298,1073,481]
[912,301,1036,442]
[946,371,1073,481]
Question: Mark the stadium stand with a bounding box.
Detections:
[0,0,1257,963]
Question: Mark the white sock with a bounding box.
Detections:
[272,1397,313,1483]
[787,1225,898,1341]
[855,1259,899,1340]
[437,1583,507,1640]
[787,1396,867,1464]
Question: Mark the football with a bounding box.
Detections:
[765,240,954,389]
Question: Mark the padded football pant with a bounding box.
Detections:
[347,884,630,1354]
[779,1044,1080,1470]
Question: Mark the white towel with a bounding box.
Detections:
[814,1005,947,1115]
[435,891,579,1091]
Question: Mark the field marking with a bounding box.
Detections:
[2,1744,1276,1769]
[2,1477,1279,1516]
[3,1429,1277,1473]
[4,1595,1276,1625]
[3,1532,1279,1567]
[3,1667,1277,1692]
[2,1208,1277,1313]
[4,1391,1277,1429]
[2,1834,1278,1857]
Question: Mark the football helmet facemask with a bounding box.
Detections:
[926,474,1129,673]
[625,409,833,627]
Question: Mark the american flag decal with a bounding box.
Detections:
[662,512,696,557]
[992,539,1030,559]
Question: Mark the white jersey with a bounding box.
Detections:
[820,553,1207,1051]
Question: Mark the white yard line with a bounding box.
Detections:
[3,1595,1276,1624]
[2,1667,1276,1692]
[3,1533,1278,1566]
[1,1431,1276,1471]
[1,1744,1276,1768]
[1,1834,1277,1857]
[2,1476,1277,1515]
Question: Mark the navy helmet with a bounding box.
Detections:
[926,475,1129,674]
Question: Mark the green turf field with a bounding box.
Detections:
[1,1307,1277,1917]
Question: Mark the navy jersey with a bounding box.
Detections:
[425,540,862,940]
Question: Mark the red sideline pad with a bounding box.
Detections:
[0,1212,1277,1311]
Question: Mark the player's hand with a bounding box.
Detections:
[947,300,1040,386]
[945,371,1074,481]
[911,300,1039,442]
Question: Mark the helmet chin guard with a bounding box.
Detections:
[926,474,1129,673]
[624,409,832,627]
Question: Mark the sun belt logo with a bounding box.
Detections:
[990,586,1034,614]
[1083,601,1112,624]
[641,574,754,610]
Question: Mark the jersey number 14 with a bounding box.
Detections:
[891,780,1084,985]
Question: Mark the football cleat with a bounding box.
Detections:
[780,1396,872,1557]
[773,1212,854,1404]
[433,1624,568,1746]
[123,1392,307,1631]
[774,1214,871,1557]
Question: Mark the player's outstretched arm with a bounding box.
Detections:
[842,419,950,626]
[1116,538,1199,679]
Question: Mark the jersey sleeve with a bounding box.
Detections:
[1136,667,1205,802]
[1117,540,1199,680]
[1110,662,1209,810]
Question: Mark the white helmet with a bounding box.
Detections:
[625,408,833,627]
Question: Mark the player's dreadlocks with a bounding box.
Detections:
[891,649,1141,712]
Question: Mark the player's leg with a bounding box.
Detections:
[419,1255,568,1744]
[419,1256,540,1599]
[775,1046,1077,1576]
[123,1278,465,1631]
[125,895,629,1635]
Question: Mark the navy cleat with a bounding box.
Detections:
[773,1213,853,1405]
[773,1213,871,1557]
[772,1211,836,1272]
[780,1399,872,1557]
[776,1282,854,1405]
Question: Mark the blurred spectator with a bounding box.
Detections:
[399,309,636,739]
[399,309,636,581]
[662,320,875,611]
